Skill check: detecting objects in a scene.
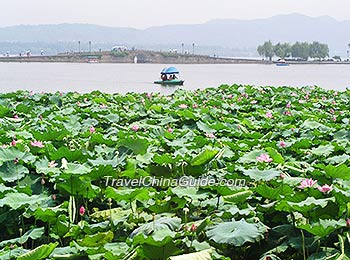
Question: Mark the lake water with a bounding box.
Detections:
[0,62,349,94]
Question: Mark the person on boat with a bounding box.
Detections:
[161,73,168,81]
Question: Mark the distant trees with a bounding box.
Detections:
[257,41,274,61]
[257,41,329,60]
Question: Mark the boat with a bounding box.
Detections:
[154,66,184,85]
[275,59,289,66]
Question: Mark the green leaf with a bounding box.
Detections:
[276,197,335,213]
[0,193,49,210]
[238,150,264,164]
[0,162,28,182]
[242,168,281,181]
[119,137,149,155]
[77,231,114,247]
[170,249,212,260]
[298,219,346,237]
[223,190,253,204]
[311,144,334,156]
[191,148,218,166]
[206,219,268,246]
[324,164,350,180]
[17,242,58,260]
[130,217,181,238]
[265,147,284,164]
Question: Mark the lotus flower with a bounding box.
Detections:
[31,140,44,148]
[256,153,273,163]
[298,178,317,189]
[131,125,139,131]
[179,104,188,109]
[190,224,197,232]
[167,127,173,133]
[347,218,350,227]
[318,184,333,194]
[11,140,17,146]
[279,140,287,148]
[265,112,273,119]
[192,103,198,108]
[79,206,85,216]
[61,158,68,169]
[13,115,19,119]
[48,161,58,168]
[205,133,215,138]
[89,126,95,134]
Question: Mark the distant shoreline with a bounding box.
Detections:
[0,50,348,65]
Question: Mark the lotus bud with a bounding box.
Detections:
[61,158,68,169]
[190,224,197,232]
[79,206,85,216]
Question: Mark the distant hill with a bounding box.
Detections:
[0,14,348,57]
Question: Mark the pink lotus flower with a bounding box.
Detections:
[332,100,336,105]
[284,111,292,116]
[192,103,198,108]
[52,194,57,200]
[146,93,152,98]
[347,218,350,227]
[13,115,19,119]
[265,111,273,119]
[39,115,43,120]
[89,126,95,134]
[31,140,44,148]
[250,100,258,104]
[332,116,337,121]
[190,224,197,232]
[48,161,58,168]
[14,158,19,164]
[179,104,188,109]
[322,96,326,101]
[237,97,242,102]
[205,133,215,138]
[227,94,233,99]
[131,125,139,131]
[79,206,85,216]
[298,178,317,189]
[280,173,286,179]
[279,140,286,148]
[291,92,297,97]
[100,104,108,108]
[256,153,273,163]
[11,140,17,146]
[41,178,45,185]
[330,108,335,114]
[167,127,173,133]
[318,184,333,194]
[286,102,291,108]
[299,99,305,104]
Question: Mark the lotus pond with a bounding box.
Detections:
[0,85,350,260]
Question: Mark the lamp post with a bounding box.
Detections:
[181,43,184,54]
[78,41,81,53]
[89,41,91,53]
[192,43,195,55]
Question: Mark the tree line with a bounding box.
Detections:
[257,41,329,61]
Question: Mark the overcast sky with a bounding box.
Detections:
[2,0,350,28]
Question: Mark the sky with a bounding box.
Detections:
[1,0,350,28]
